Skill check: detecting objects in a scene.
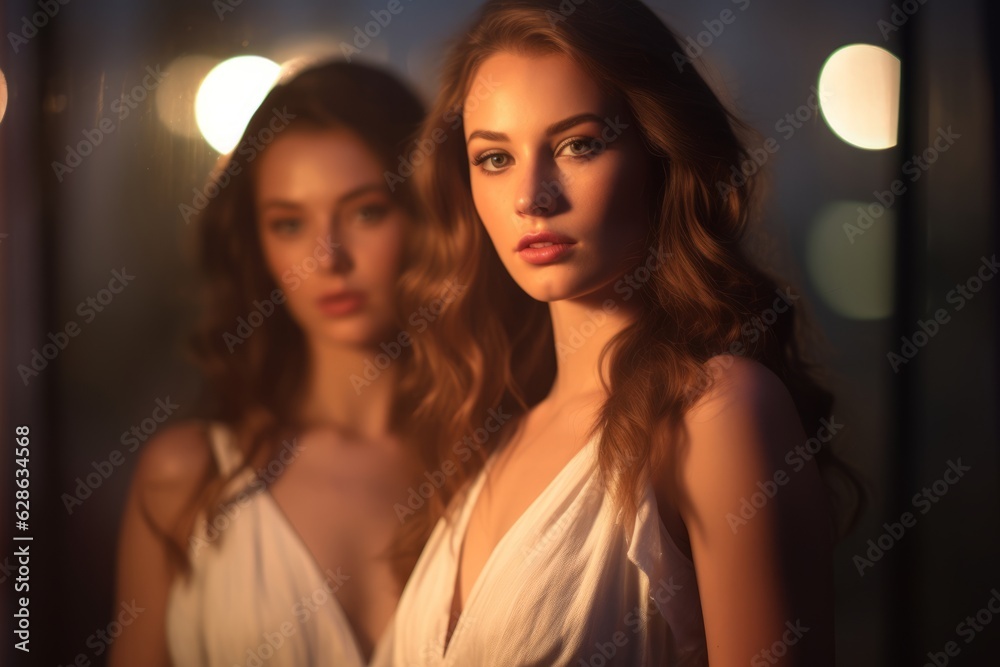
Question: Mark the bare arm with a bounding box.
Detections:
[667,356,835,665]
[108,422,215,667]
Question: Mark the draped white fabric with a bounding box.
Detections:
[387,433,708,666]
[166,423,393,667]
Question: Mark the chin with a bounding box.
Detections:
[520,285,570,304]
[309,319,392,349]
[517,281,588,304]
[512,268,612,305]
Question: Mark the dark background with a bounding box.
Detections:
[1,0,997,665]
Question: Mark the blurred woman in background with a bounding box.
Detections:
[110,60,430,667]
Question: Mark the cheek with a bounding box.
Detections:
[360,222,406,287]
[258,234,294,282]
[470,179,491,226]
[471,178,513,244]
[580,156,649,240]
[615,163,650,220]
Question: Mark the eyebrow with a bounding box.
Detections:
[466,112,606,144]
[259,184,388,210]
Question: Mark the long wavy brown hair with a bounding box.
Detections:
[156,60,430,580]
[398,0,863,538]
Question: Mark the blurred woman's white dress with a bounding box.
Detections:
[165,422,393,667]
[388,431,708,666]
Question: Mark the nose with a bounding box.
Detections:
[318,226,353,274]
[514,155,558,220]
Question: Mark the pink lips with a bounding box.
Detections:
[317,290,366,317]
[516,231,577,265]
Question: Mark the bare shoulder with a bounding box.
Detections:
[662,359,835,664]
[133,420,216,490]
[665,355,813,521]
[685,354,799,428]
[129,420,218,537]
[110,421,219,666]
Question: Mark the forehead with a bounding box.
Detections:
[462,51,612,139]
[255,129,384,198]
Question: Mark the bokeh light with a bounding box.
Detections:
[195,55,281,153]
[156,55,220,139]
[818,44,900,150]
[806,200,896,320]
[0,68,8,126]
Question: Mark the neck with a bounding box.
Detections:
[546,289,640,402]
[296,336,400,440]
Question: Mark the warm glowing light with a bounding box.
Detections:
[818,44,900,150]
[195,56,281,153]
[806,201,895,320]
[0,68,8,126]
[156,55,219,138]
[270,34,344,75]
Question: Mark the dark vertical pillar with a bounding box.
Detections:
[1,1,51,665]
[888,2,924,665]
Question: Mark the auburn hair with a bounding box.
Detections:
[398,0,863,538]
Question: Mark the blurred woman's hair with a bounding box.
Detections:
[398,0,864,538]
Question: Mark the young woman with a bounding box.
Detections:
[391,1,863,665]
[110,61,430,666]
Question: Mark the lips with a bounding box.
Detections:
[516,231,577,265]
[317,290,366,317]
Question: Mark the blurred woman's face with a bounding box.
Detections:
[463,51,651,305]
[255,129,407,347]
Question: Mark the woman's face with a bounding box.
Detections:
[463,51,651,304]
[255,129,407,347]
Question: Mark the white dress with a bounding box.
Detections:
[387,432,708,666]
[165,422,393,667]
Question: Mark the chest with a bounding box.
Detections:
[455,418,592,611]
[265,449,405,658]
[427,446,680,666]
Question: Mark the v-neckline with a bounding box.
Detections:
[260,487,387,667]
[441,432,599,659]
[214,423,389,666]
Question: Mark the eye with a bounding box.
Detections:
[471,151,512,174]
[353,203,390,225]
[556,137,602,159]
[268,217,303,235]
